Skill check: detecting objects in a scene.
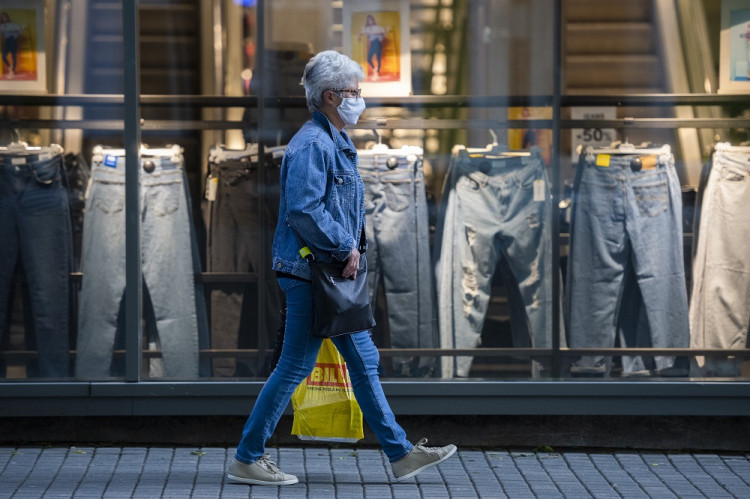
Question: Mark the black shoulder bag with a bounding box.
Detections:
[298,228,376,338]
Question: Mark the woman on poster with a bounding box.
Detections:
[0,13,24,78]
[358,15,387,80]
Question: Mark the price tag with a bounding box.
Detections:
[533,179,545,202]
[571,107,618,163]
[205,176,218,201]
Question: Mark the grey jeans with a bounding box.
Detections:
[76,147,204,378]
[359,148,437,377]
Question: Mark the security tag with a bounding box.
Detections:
[533,179,545,202]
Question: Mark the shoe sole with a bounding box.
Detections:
[227,473,299,486]
[394,445,458,482]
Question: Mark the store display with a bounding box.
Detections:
[76,145,206,378]
[0,142,72,378]
[202,144,284,377]
[358,144,437,377]
[566,144,690,376]
[690,143,750,377]
[434,144,558,378]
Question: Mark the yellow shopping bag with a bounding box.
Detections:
[291,339,364,442]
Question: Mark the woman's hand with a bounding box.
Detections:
[342,247,361,279]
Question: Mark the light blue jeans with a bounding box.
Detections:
[359,150,437,377]
[235,277,413,464]
[690,146,750,376]
[566,151,689,375]
[76,149,202,378]
[435,147,557,377]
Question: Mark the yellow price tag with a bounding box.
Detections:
[596,154,610,167]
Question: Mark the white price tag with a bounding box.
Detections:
[205,176,218,201]
[533,179,545,202]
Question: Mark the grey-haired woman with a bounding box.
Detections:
[227,50,456,486]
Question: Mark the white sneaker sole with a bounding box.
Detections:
[227,473,299,486]
[394,445,458,482]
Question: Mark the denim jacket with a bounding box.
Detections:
[271,111,366,280]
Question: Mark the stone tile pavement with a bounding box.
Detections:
[1,446,749,498]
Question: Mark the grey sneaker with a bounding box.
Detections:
[227,455,299,486]
[391,438,457,481]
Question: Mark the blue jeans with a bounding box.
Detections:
[690,145,750,376]
[235,277,412,464]
[76,147,204,378]
[359,149,437,377]
[435,147,558,377]
[0,151,72,377]
[566,150,689,375]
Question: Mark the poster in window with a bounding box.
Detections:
[719,0,750,93]
[0,0,46,93]
[342,0,411,97]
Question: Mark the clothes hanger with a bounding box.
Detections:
[210,143,259,163]
[715,141,750,152]
[584,141,671,157]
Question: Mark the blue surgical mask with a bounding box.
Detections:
[337,97,366,125]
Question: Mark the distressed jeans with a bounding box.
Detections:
[690,145,750,376]
[0,151,72,377]
[359,149,437,377]
[235,277,412,464]
[435,147,556,377]
[566,150,689,375]
[76,147,203,378]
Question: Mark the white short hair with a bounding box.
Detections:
[302,50,365,112]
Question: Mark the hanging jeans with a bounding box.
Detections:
[690,146,750,376]
[76,148,202,378]
[202,150,282,377]
[358,150,437,377]
[0,151,72,377]
[566,150,689,375]
[435,147,556,378]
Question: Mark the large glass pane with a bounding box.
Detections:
[0,0,128,380]
[242,0,557,380]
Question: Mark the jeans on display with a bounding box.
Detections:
[76,147,203,378]
[235,277,412,464]
[435,147,556,378]
[690,145,750,376]
[202,147,282,377]
[566,149,689,375]
[0,150,72,377]
[358,149,437,377]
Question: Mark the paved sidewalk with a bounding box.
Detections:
[1,446,749,498]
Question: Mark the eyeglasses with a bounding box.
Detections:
[332,88,362,100]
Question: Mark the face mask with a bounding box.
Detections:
[336,96,366,125]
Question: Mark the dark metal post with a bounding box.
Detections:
[550,0,563,376]
[255,0,269,375]
[123,0,142,382]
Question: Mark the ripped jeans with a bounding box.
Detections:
[435,148,556,377]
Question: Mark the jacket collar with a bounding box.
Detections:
[312,110,356,155]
